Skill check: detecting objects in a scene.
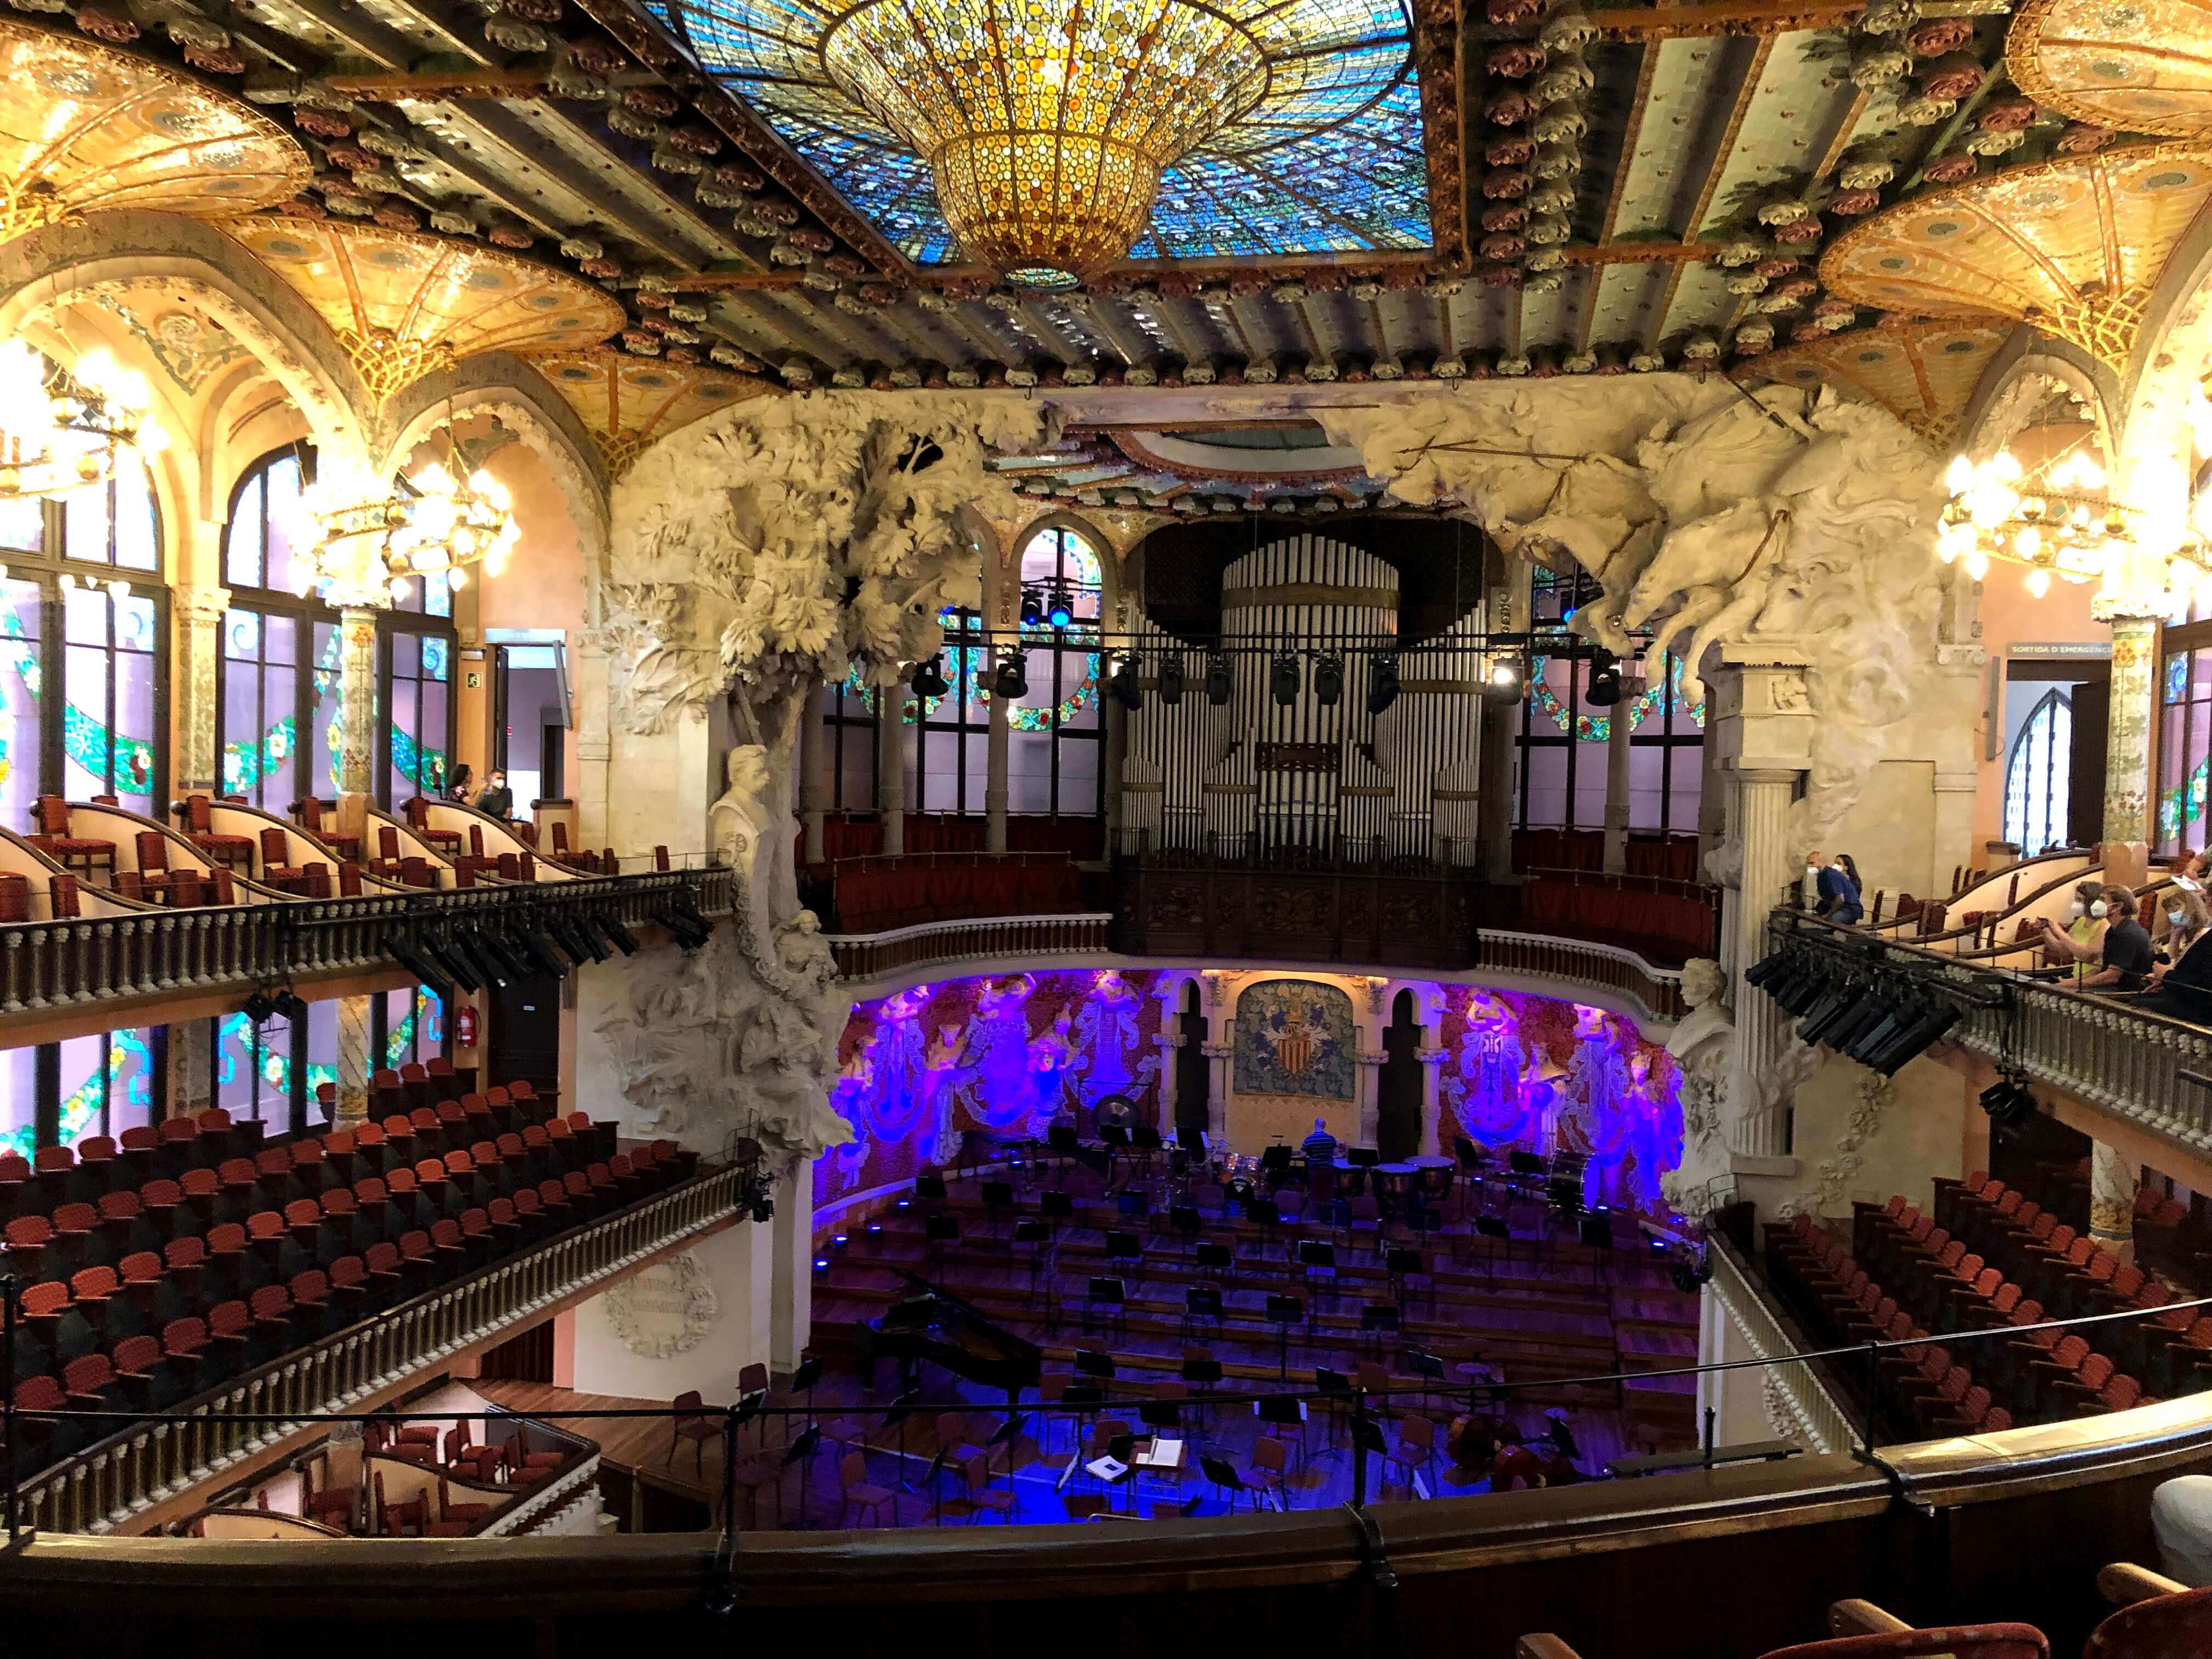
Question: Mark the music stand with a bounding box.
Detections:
[1085,1274,1128,1338]
[1386,1246,1429,1312]
[1040,1189,1075,1238]
[1200,1452,1251,1514]
[780,1422,822,1527]
[1177,1127,1207,1158]
[1255,1392,1310,1472]
[788,1354,823,1437]
[1350,1413,1388,1499]
[878,1386,924,1489]
[1579,1212,1615,1288]
[921,1444,952,1525]
[1169,1204,1203,1263]
[1475,1212,1511,1277]
[1403,1348,1446,1413]
[1265,1293,1304,1380]
[1013,1217,1052,1294]
[1194,1239,1235,1289]
[1104,1228,1143,1290]
[1297,1237,1338,1305]
[924,1211,961,1268]
[1099,1122,1131,1187]
[1312,1365,1353,1452]
[981,1178,1016,1234]
[915,1171,949,1205]
[1259,1143,1293,1180]
[1182,1283,1222,1343]
[1359,1302,1401,1361]
[988,1414,1027,1493]
[1346,1147,1381,1168]
[1074,1347,1116,1379]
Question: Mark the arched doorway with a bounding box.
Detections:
[1376,990,1423,1161]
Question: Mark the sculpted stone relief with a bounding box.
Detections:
[594,391,1044,1163]
[1321,379,1948,850]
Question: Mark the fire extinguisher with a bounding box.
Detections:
[455,1004,479,1048]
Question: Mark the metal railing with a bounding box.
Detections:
[15,1274,2212,1547]
[826,912,1114,980]
[0,867,734,1017]
[4,1161,750,1535]
[1765,911,2212,1155]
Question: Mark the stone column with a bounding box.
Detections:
[2089,1139,2136,1263]
[2100,613,2157,888]
[1153,1031,1182,1124]
[336,607,381,847]
[985,682,1011,854]
[169,583,232,794]
[1602,685,1633,875]
[1707,651,1815,1170]
[799,689,830,865]
[1354,1047,1387,1148]
[1728,768,1801,1160]
[769,1152,814,1373]
[573,637,612,851]
[876,680,906,857]
[1416,1043,1449,1156]
[167,1018,213,1120]
[1479,696,1517,881]
[1200,1041,1234,1146]
[334,993,374,1125]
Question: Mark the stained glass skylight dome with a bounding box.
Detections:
[656,0,1429,269]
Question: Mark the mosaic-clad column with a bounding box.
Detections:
[2102,613,2157,886]
[2089,1139,2136,1263]
[1201,1040,1233,1146]
[167,1018,213,1120]
[877,680,906,857]
[336,606,380,848]
[169,582,230,793]
[1602,686,1633,876]
[335,992,374,1125]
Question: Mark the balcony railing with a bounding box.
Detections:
[12,1162,750,1535]
[827,912,1113,980]
[1764,911,2212,1156]
[1477,930,1686,1023]
[0,867,734,1018]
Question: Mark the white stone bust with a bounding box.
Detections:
[709,742,772,879]
[1666,957,1734,1066]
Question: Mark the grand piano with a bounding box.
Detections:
[865,1271,1043,1404]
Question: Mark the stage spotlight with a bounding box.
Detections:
[993,650,1029,700]
[1205,653,1232,705]
[600,913,642,956]
[1046,583,1075,628]
[1019,586,1043,625]
[1313,654,1344,707]
[274,990,310,1025]
[910,654,950,698]
[1979,1075,2038,1131]
[241,990,278,1026]
[1585,648,1622,708]
[1368,652,1400,715]
[1269,653,1300,706]
[1158,654,1184,705]
[751,1192,776,1224]
[417,933,483,994]
[1482,659,1523,704]
[1110,652,1144,711]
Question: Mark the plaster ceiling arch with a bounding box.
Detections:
[2108,183,2212,510]
[1950,332,2121,469]
[375,353,613,573]
[0,212,371,466]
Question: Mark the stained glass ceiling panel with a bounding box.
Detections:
[654,0,1430,265]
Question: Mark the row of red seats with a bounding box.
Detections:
[833,859,1083,933]
[1917,1176,2210,1397]
[9,1137,690,1473]
[0,1066,537,1229]
[1515,877,1717,964]
[1510,829,1701,882]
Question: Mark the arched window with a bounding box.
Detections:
[0,445,166,829]
[220,444,340,810]
[2004,687,2072,856]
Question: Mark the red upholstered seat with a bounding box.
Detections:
[405,797,462,849]
[180,795,253,868]
[29,795,115,873]
[295,797,362,860]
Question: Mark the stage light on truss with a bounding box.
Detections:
[910,653,950,698]
[1368,652,1399,715]
[1158,654,1184,704]
[1312,654,1343,707]
[1046,582,1075,628]
[1019,586,1043,625]
[993,648,1029,699]
[1269,653,1299,707]
[1205,653,1232,705]
[1110,651,1143,710]
[1585,648,1622,708]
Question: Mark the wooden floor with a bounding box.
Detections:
[476,1171,1704,1533]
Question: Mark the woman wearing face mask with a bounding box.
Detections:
[1818,853,1864,924]
[2145,887,2212,1020]
[2036,881,2110,983]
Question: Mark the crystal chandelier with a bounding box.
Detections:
[295,458,518,606]
[820,0,1270,280]
[0,340,166,499]
[1938,445,2205,607]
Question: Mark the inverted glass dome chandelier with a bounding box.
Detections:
[0,340,166,499]
[819,0,1271,280]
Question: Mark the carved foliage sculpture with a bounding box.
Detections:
[1320,379,1945,847]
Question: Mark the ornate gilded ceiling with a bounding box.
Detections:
[0,0,2201,413]
[0,19,308,238]
[225,215,628,398]
[531,345,776,474]
[1735,316,2011,442]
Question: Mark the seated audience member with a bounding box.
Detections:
[2075,885,2155,992]
[2036,880,2112,983]
[475,769,515,821]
